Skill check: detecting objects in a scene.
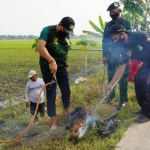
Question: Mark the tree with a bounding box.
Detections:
[120,0,150,31]
[82,16,107,37]
[76,39,97,51]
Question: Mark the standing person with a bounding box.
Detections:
[107,24,150,123]
[102,2,131,110]
[25,70,45,121]
[36,16,75,130]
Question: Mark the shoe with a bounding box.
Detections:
[102,97,112,104]
[134,110,142,115]
[134,114,150,123]
[115,103,126,110]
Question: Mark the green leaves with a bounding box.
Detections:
[32,38,39,49]
[98,16,105,31]
[122,0,150,31]
[76,39,97,47]
[89,20,104,35]
[82,15,107,37]
[82,30,102,37]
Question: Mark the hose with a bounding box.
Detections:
[54,77,70,130]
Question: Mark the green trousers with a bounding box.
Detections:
[107,51,129,104]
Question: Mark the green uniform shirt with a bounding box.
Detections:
[39,25,70,71]
[102,18,131,57]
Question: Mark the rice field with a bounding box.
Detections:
[0,39,102,101]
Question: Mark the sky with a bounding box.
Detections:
[0,0,118,36]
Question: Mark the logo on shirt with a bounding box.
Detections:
[53,37,58,45]
[137,45,143,51]
[147,38,150,42]
[126,51,132,56]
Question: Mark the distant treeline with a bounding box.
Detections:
[0,34,101,40]
[0,35,38,40]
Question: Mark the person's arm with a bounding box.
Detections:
[37,28,57,77]
[37,40,54,63]
[107,64,127,91]
[25,84,30,108]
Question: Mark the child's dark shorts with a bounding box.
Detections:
[30,101,45,117]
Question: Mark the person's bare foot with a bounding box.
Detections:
[50,123,57,130]
[65,108,69,116]
[50,116,57,130]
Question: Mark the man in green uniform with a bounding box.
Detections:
[102,2,131,110]
[37,16,75,129]
[107,24,150,123]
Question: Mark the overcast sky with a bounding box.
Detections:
[0,0,118,36]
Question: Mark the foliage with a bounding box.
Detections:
[82,16,107,37]
[76,39,97,48]
[120,0,150,31]
[32,38,39,49]
[32,37,39,52]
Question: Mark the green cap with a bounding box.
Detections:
[107,2,120,11]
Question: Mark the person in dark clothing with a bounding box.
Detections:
[107,24,150,123]
[37,16,75,130]
[102,2,131,110]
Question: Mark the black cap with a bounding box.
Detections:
[109,24,129,36]
[107,2,120,11]
[60,17,75,35]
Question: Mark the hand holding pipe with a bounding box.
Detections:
[93,78,120,115]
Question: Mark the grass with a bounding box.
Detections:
[0,39,140,150]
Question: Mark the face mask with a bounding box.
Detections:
[58,30,68,39]
[110,12,119,20]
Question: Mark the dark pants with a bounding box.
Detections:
[40,67,71,117]
[108,50,129,104]
[134,63,150,116]
[30,101,45,117]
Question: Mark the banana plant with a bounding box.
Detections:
[82,16,107,37]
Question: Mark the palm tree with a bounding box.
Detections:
[82,16,107,37]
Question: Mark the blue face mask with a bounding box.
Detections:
[110,12,119,20]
